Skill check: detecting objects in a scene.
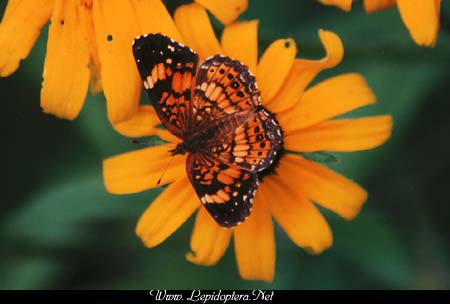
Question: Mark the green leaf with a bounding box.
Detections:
[330,207,415,289]
[3,174,159,246]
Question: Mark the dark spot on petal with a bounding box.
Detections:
[284,40,291,48]
[254,126,260,133]
[60,20,64,25]
[260,142,266,148]
[231,81,239,89]
[219,68,225,74]
[256,134,263,141]
[227,73,234,80]
[107,34,113,42]
[237,91,244,98]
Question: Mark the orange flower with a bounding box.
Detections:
[0,0,247,135]
[318,0,441,47]
[103,3,393,281]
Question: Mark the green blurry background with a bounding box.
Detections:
[2,0,450,289]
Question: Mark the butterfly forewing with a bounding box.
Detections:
[190,56,260,132]
[186,153,258,227]
[133,34,198,137]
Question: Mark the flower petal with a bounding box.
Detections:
[285,115,393,152]
[263,61,307,113]
[130,0,182,42]
[157,129,181,144]
[279,73,376,131]
[103,145,185,194]
[266,30,343,112]
[174,3,221,60]
[234,195,275,282]
[92,0,141,123]
[397,0,440,47]
[40,0,90,120]
[262,173,333,254]
[278,154,367,220]
[79,1,102,95]
[221,20,258,72]
[363,0,396,13]
[113,106,159,138]
[186,207,232,266]
[257,38,297,104]
[195,0,248,25]
[317,0,352,12]
[136,177,200,248]
[0,0,54,76]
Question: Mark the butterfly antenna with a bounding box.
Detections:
[131,138,166,147]
[157,155,175,186]
[131,138,151,146]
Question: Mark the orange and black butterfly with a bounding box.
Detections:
[132,34,282,228]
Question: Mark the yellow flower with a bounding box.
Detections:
[318,0,441,47]
[103,3,393,282]
[0,0,247,134]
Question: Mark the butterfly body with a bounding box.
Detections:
[133,34,282,228]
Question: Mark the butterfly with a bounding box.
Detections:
[132,33,282,228]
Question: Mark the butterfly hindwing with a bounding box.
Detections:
[132,34,198,137]
[208,108,283,172]
[186,153,258,228]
